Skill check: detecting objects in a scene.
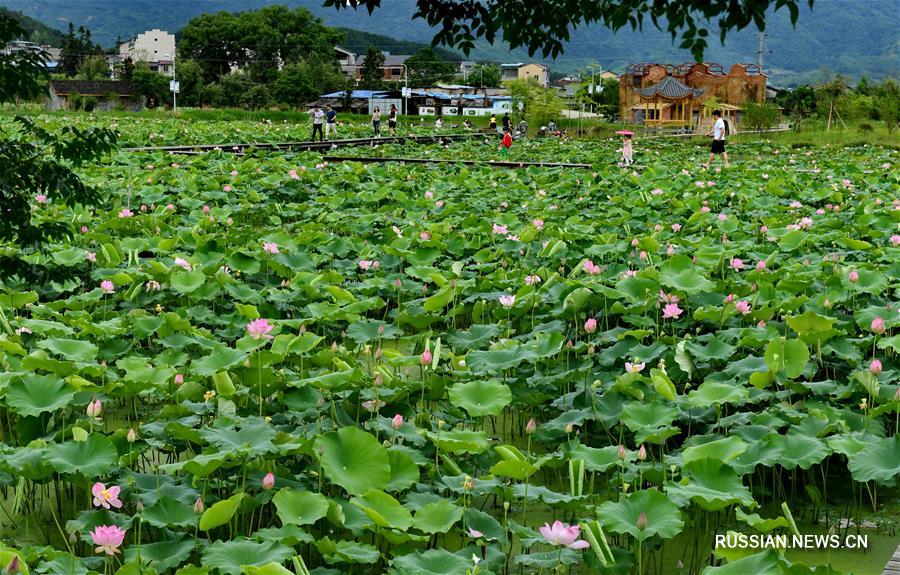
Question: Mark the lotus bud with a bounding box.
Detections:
[565,423,574,433]
[637,444,647,461]
[631,238,639,247]
[394,278,402,289]
[374,373,383,387]
[174,374,184,386]
[525,418,536,435]
[584,318,597,334]
[375,347,383,359]
[331,341,338,352]
[69,532,78,545]
[6,555,19,575]
[193,497,204,513]
[262,472,275,490]
[869,359,882,375]
[127,428,137,443]
[894,387,900,401]
[760,225,768,234]
[756,260,766,271]
[317,397,325,408]
[463,476,475,491]
[566,339,574,349]
[135,499,144,513]
[636,512,648,530]
[86,399,102,418]
[617,445,627,460]
[588,345,595,355]
[392,414,403,429]
[299,324,306,335]
[849,270,859,283]
[377,324,385,335]
[871,317,885,334]
[724,294,734,304]
[420,349,433,365]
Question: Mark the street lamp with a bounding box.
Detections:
[162,52,177,113]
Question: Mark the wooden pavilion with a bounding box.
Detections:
[634,76,704,129]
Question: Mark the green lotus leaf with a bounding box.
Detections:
[170,270,207,294]
[318,426,390,495]
[448,379,511,417]
[351,490,412,530]
[686,380,749,408]
[386,450,420,492]
[765,337,809,378]
[426,429,489,454]
[571,444,628,472]
[191,344,247,377]
[199,493,244,531]
[346,319,402,343]
[200,539,292,575]
[272,489,329,526]
[142,497,199,528]
[6,374,77,417]
[660,255,715,294]
[123,536,195,572]
[44,434,118,476]
[847,435,900,485]
[682,436,748,465]
[735,508,790,533]
[666,459,755,511]
[412,499,463,534]
[390,549,473,575]
[786,311,838,345]
[318,540,380,565]
[598,488,684,541]
[36,337,98,362]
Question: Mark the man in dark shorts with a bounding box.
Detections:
[703,109,729,168]
[324,106,337,140]
[309,105,324,142]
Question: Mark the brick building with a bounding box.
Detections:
[620,62,766,129]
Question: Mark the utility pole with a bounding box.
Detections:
[758,32,765,70]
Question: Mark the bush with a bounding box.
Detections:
[857,122,873,132]
[742,102,780,132]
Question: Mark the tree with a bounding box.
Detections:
[575,77,619,119]
[506,78,563,131]
[118,57,135,81]
[405,47,456,86]
[59,22,101,77]
[78,55,109,81]
[466,64,501,88]
[0,14,116,264]
[326,0,811,60]
[741,102,780,131]
[174,59,204,107]
[359,48,385,90]
[272,57,346,107]
[132,63,170,108]
[874,78,899,134]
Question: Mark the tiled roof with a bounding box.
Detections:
[49,80,136,96]
[636,76,703,99]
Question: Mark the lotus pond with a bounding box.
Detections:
[0,115,899,575]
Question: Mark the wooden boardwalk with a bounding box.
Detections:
[124,133,493,155]
[884,543,900,574]
[322,155,592,170]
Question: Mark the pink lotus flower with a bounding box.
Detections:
[735,300,752,315]
[420,231,431,240]
[247,318,274,340]
[420,349,433,365]
[118,208,133,218]
[289,169,300,180]
[223,185,232,192]
[525,418,537,434]
[718,213,728,221]
[639,250,648,260]
[100,280,115,294]
[659,290,679,304]
[539,520,590,549]
[81,225,89,233]
[724,293,735,304]
[869,359,882,375]
[35,194,47,204]
[667,245,676,256]
[90,525,126,555]
[757,320,767,328]
[92,483,123,509]
[756,260,766,271]
[871,317,885,334]
[262,472,275,490]
[671,223,682,232]
[731,258,744,270]
[499,295,515,307]
[524,275,542,286]
[760,225,768,234]
[622,269,637,278]
[165,203,175,211]
[467,528,484,538]
[700,206,711,213]
[533,219,544,230]
[891,235,900,246]
[425,191,434,199]
[262,242,279,255]
[145,280,160,291]
[583,259,601,275]
[435,200,444,207]
[86,251,97,262]
[849,270,859,283]
[14,327,31,336]
[492,223,508,235]
[174,257,192,271]
[651,188,663,195]
[584,318,597,333]
[358,260,376,270]
[86,399,102,418]
[230,170,238,177]
[625,362,645,374]
[799,217,813,229]
[662,303,683,319]
[174,374,184,385]
[392,414,404,429]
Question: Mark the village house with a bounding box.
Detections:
[500,63,550,87]
[2,40,60,71]
[118,29,176,77]
[335,47,412,83]
[619,62,766,130]
[46,80,141,111]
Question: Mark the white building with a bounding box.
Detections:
[119,29,176,77]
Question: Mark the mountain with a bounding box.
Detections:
[0,6,64,45]
[1,0,896,85]
[336,28,461,62]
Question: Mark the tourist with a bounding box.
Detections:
[463,119,472,129]
[703,109,729,168]
[388,104,398,135]
[324,106,337,140]
[502,112,511,132]
[548,119,557,133]
[489,113,497,132]
[500,127,513,155]
[435,116,443,129]
[372,106,381,136]
[616,130,634,165]
[309,104,324,142]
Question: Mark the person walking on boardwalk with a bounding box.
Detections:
[324,105,338,140]
[616,129,634,165]
[502,112,511,132]
[388,104,398,135]
[489,113,497,132]
[372,106,381,136]
[703,109,729,168]
[309,104,325,142]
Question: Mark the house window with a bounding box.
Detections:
[391,67,402,77]
[633,76,642,88]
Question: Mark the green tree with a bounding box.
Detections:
[241,84,271,110]
[326,0,811,60]
[874,78,899,134]
[575,77,619,119]
[174,59,204,107]
[467,64,501,88]
[506,78,563,131]
[0,14,116,261]
[59,22,101,77]
[118,57,135,81]
[77,55,109,81]
[360,48,385,90]
[741,101,780,131]
[131,63,169,108]
[406,47,456,86]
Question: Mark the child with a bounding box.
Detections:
[616,130,634,165]
[500,128,513,155]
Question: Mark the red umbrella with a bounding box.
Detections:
[615,130,634,136]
